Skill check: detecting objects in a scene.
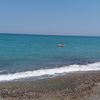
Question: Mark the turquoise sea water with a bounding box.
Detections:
[0,34,100,81]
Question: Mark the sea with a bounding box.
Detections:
[0,34,100,82]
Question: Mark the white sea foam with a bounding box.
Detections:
[0,62,100,82]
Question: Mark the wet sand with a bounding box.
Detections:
[0,71,100,100]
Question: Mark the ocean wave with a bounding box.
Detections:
[0,70,7,73]
[0,62,100,82]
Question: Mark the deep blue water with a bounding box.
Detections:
[0,34,100,81]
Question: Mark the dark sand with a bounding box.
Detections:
[0,71,100,100]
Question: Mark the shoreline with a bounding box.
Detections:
[0,71,100,100]
[1,61,100,82]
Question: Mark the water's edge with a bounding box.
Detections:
[0,62,100,82]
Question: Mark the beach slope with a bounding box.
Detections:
[0,71,100,100]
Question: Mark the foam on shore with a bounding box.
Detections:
[0,62,100,82]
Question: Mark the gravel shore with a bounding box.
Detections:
[0,71,100,100]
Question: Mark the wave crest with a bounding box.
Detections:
[0,62,100,82]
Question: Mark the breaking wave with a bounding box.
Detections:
[0,62,100,82]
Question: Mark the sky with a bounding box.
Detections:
[0,0,100,36]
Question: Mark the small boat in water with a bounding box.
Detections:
[57,43,65,47]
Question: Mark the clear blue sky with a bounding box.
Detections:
[0,0,100,36]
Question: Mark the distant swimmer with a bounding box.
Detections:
[57,43,65,47]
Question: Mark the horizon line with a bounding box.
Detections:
[0,32,100,37]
